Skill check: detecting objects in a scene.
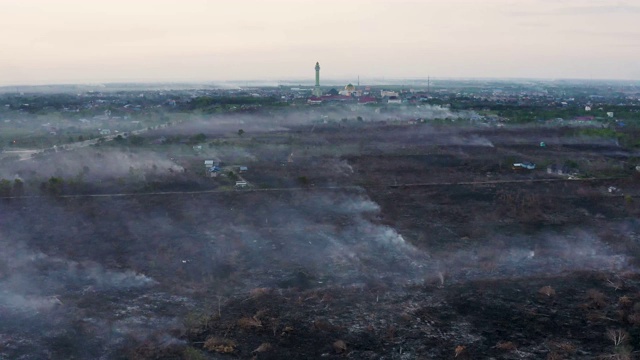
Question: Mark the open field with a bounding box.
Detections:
[1,110,640,359]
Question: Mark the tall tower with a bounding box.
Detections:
[313,62,322,96]
[315,62,320,86]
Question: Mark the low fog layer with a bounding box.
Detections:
[152,105,469,136]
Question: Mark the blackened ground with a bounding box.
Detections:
[132,271,640,359]
[2,123,640,359]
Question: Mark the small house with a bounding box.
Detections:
[235,180,247,188]
[513,162,536,170]
[208,166,221,178]
[239,166,248,173]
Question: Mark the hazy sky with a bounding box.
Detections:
[1,0,639,85]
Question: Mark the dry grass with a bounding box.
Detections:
[237,316,262,328]
[538,285,556,297]
[548,340,577,355]
[454,345,466,358]
[237,310,266,329]
[627,312,640,326]
[249,287,271,298]
[203,337,236,354]
[546,352,565,360]
[333,340,347,353]
[495,341,517,351]
[253,342,272,353]
[618,296,633,308]
[587,289,608,309]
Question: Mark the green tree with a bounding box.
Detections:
[298,176,310,186]
[0,179,11,197]
[40,177,64,196]
[12,179,24,196]
[189,133,207,144]
[129,135,144,146]
[238,129,245,137]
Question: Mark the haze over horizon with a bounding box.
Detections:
[1,0,639,86]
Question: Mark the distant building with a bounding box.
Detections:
[387,96,402,104]
[208,166,221,178]
[513,162,536,170]
[307,96,323,105]
[607,112,614,118]
[358,96,377,105]
[339,83,360,97]
[320,95,354,103]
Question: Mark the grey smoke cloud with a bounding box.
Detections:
[0,147,183,182]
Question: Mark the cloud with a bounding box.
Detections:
[557,3,640,15]
[508,1,640,16]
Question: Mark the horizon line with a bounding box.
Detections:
[1,76,639,89]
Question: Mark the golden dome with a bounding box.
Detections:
[344,83,355,91]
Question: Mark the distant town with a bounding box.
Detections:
[1,66,639,154]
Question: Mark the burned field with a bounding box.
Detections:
[1,120,640,359]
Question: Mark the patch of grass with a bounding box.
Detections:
[183,347,207,360]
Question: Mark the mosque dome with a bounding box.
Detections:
[344,84,355,91]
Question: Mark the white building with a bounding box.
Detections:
[381,90,399,98]
[387,96,402,104]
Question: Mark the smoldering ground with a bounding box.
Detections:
[1,187,637,358]
[0,107,498,194]
[148,104,470,137]
[0,107,637,358]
